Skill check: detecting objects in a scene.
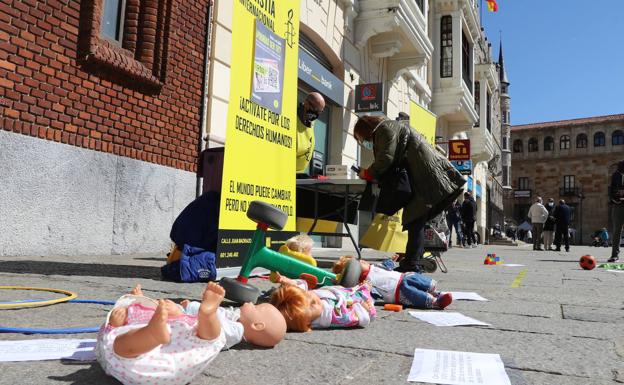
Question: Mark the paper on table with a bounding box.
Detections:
[449,292,489,301]
[408,311,490,327]
[0,339,96,362]
[501,264,525,267]
[408,348,511,385]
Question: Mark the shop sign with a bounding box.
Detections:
[298,49,345,106]
[451,160,472,175]
[448,139,471,161]
[355,83,384,113]
[514,190,532,198]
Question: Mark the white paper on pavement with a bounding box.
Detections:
[606,269,624,273]
[408,348,511,385]
[408,311,491,327]
[0,339,97,362]
[501,264,525,267]
[449,292,489,301]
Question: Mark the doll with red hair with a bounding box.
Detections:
[270,274,376,332]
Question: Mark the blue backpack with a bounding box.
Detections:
[161,244,216,283]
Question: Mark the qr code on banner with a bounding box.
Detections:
[253,58,280,93]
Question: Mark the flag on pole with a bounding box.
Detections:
[486,0,498,12]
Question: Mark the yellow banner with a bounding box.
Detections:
[219,0,300,231]
[409,100,437,145]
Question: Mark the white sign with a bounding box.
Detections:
[408,348,511,385]
[0,339,96,362]
[450,292,489,301]
[408,311,491,327]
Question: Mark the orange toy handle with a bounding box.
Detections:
[383,304,403,312]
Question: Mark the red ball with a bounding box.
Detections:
[579,255,596,270]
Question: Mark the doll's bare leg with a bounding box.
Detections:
[196,282,225,340]
[180,299,190,309]
[113,299,171,358]
[130,284,143,296]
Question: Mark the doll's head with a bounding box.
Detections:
[269,285,323,332]
[331,255,370,276]
[238,302,286,347]
[285,234,314,255]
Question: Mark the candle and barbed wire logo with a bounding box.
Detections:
[285,9,295,48]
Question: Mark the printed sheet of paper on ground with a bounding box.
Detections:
[449,292,489,301]
[0,339,96,362]
[408,348,511,385]
[408,311,490,327]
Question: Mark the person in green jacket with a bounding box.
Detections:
[354,115,465,272]
[296,92,325,173]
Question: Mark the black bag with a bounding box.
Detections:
[375,127,412,216]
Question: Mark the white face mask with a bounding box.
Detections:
[362,140,374,150]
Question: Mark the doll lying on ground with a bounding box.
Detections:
[270,273,376,332]
[96,283,286,385]
[332,256,452,310]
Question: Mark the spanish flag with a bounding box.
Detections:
[486,0,498,12]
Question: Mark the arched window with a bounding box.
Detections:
[560,135,570,150]
[594,132,605,147]
[513,139,523,153]
[528,138,538,152]
[612,130,624,145]
[543,136,554,151]
[576,133,588,148]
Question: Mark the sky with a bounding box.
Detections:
[480,0,624,125]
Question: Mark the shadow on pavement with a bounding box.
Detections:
[0,261,162,280]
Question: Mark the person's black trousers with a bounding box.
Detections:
[402,216,426,269]
[554,225,570,251]
[464,220,476,245]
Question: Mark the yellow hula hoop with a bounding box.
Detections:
[0,286,77,309]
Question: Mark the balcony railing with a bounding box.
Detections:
[559,187,580,197]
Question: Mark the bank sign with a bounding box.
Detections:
[355,83,384,113]
[298,49,344,106]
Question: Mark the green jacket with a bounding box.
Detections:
[367,120,465,226]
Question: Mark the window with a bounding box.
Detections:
[440,16,453,78]
[612,130,624,145]
[415,0,424,13]
[560,135,570,149]
[79,0,173,88]
[544,136,554,151]
[518,177,529,190]
[513,139,523,153]
[486,90,491,132]
[502,136,508,150]
[528,137,538,152]
[462,30,472,92]
[503,166,509,186]
[501,83,508,94]
[563,175,575,190]
[576,133,588,148]
[474,81,480,127]
[101,0,126,42]
[594,132,605,147]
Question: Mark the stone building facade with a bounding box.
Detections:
[505,114,624,245]
[1,0,210,256]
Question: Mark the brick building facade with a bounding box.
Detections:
[505,114,624,245]
[0,0,211,256]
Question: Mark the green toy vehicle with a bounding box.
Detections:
[221,201,362,304]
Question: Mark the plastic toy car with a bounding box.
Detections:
[221,201,362,304]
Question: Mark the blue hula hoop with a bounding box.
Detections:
[0,299,115,334]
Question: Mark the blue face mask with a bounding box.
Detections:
[362,140,373,150]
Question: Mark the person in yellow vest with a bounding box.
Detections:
[296,92,325,173]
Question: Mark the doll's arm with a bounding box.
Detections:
[108,307,128,327]
[351,302,371,327]
[275,272,307,289]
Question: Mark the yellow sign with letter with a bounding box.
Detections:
[218,0,300,266]
[409,100,437,145]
